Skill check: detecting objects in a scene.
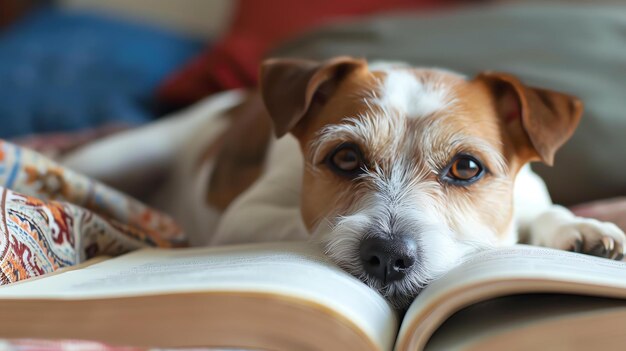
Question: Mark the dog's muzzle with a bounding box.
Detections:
[359,235,418,284]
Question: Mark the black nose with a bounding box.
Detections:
[359,236,418,284]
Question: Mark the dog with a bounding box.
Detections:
[62,56,626,308]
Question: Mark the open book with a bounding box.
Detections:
[1,242,626,350]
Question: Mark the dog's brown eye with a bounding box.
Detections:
[333,148,359,170]
[327,143,364,176]
[445,155,484,184]
[450,158,480,179]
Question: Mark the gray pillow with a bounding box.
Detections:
[272,4,626,205]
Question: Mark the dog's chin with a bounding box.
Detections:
[330,257,424,309]
[362,273,423,310]
[382,287,421,311]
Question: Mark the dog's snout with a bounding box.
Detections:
[359,236,418,284]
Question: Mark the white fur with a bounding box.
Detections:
[378,71,451,118]
[368,62,461,119]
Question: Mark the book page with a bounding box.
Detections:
[0,242,397,351]
[425,294,626,350]
[395,245,626,351]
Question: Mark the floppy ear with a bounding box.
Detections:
[476,72,583,166]
[259,56,368,138]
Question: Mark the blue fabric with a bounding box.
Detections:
[0,8,202,138]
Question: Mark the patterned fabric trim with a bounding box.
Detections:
[0,140,186,285]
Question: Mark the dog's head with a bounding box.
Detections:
[260,57,582,308]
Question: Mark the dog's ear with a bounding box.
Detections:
[476,72,583,166]
[260,56,367,138]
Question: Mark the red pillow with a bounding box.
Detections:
[157,0,458,108]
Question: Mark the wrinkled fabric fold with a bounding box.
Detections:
[0,140,185,285]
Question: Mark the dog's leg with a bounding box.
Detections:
[61,91,243,198]
[515,165,626,259]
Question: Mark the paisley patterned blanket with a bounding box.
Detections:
[0,140,186,285]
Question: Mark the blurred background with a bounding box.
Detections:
[1,0,625,208]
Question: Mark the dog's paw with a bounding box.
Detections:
[550,218,625,260]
